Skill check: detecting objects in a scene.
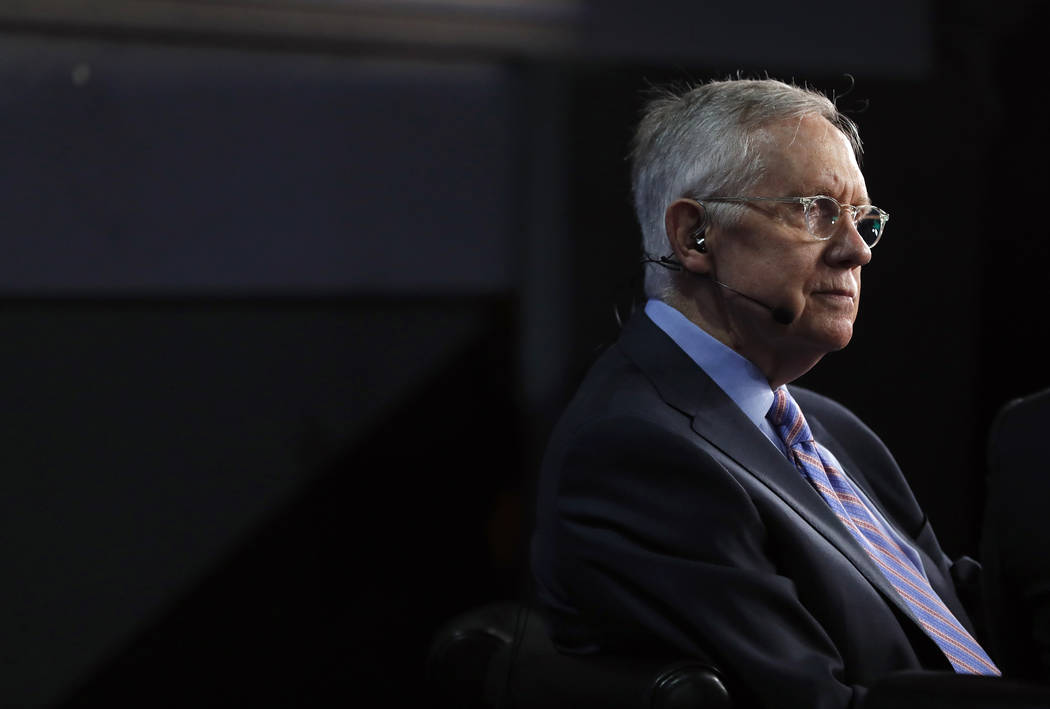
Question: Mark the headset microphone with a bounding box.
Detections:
[642,254,796,325]
[703,274,796,325]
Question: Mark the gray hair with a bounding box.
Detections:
[629,77,863,300]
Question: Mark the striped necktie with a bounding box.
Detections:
[767,387,1000,676]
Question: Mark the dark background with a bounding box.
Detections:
[0,1,1047,706]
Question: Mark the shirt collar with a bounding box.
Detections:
[644,299,775,431]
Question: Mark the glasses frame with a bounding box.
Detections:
[699,195,889,247]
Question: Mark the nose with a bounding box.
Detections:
[824,215,872,268]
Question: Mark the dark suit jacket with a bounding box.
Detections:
[531,311,977,709]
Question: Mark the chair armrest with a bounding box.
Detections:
[488,603,730,709]
[651,659,732,709]
[426,602,519,708]
[426,601,730,708]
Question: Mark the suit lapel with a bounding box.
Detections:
[616,312,930,633]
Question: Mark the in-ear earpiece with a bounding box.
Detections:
[693,236,707,253]
[688,199,709,239]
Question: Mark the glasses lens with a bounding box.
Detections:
[806,196,841,238]
[854,206,885,246]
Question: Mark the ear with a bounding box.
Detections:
[664,198,711,274]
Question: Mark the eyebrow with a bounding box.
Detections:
[798,186,873,205]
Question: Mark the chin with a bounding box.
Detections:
[825,325,855,352]
[801,319,855,353]
[828,336,853,352]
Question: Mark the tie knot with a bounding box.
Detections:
[767,388,813,447]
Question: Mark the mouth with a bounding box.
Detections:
[812,289,856,305]
[815,288,854,297]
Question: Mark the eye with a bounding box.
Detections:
[806,197,841,238]
[854,207,884,246]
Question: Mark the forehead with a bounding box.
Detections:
[753,114,866,200]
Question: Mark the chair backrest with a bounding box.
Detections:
[425,601,731,709]
[981,386,1050,683]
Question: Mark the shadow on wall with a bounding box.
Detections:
[46,298,528,708]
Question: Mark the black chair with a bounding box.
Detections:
[981,387,1050,683]
[425,601,1050,709]
[425,601,731,709]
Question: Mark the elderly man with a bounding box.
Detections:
[529,78,998,709]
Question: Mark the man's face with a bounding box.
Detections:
[706,114,872,377]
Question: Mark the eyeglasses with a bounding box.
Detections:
[700,195,889,247]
